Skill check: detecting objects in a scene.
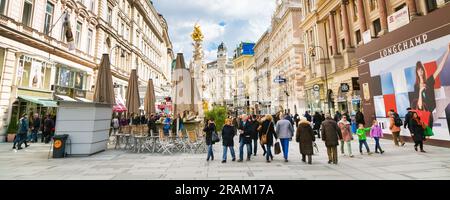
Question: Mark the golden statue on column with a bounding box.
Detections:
[190,23,206,117]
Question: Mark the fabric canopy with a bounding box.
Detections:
[144,79,156,115]
[93,54,116,105]
[126,69,140,115]
[18,95,58,107]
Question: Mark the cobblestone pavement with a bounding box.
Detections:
[1,137,450,180]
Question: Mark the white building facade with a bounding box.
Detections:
[0,0,173,141]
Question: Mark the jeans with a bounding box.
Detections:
[359,140,370,153]
[326,146,338,164]
[265,144,273,161]
[207,145,214,160]
[343,141,353,156]
[17,133,28,148]
[374,137,383,152]
[340,140,345,154]
[29,129,38,142]
[239,140,251,160]
[280,138,290,160]
[252,138,258,155]
[222,146,236,161]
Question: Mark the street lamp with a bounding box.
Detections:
[308,45,331,115]
[110,45,126,60]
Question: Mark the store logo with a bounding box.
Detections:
[379,34,428,58]
[340,83,350,93]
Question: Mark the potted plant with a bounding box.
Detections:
[6,116,18,142]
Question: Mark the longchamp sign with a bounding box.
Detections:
[379,33,428,58]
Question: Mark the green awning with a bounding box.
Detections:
[18,95,58,107]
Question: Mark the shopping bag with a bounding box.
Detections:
[424,126,434,137]
[274,141,281,155]
[212,131,220,143]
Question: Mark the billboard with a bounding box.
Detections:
[368,34,450,140]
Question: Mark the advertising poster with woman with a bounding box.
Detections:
[368,35,450,140]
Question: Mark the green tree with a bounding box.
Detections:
[204,106,228,132]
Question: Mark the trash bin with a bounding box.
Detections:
[52,134,69,158]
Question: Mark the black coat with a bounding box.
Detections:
[250,120,259,140]
[313,114,323,130]
[259,120,277,146]
[410,119,425,142]
[238,121,252,144]
[221,125,236,146]
[404,111,413,131]
[43,118,54,133]
[355,111,365,125]
[296,121,315,155]
[203,123,216,145]
[147,118,157,134]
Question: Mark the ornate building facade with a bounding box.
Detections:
[204,42,235,108]
[0,0,173,141]
[268,0,305,114]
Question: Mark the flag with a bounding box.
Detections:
[63,12,75,51]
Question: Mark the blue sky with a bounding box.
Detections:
[153,0,276,63]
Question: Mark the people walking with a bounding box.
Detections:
[238,115,252,162]
[356,123,372,155]
[221,119,236,163]
[334,111,342,122]
[410,112,426,153]
[250,115,260,156]
[313,112,323,139]
[203,118,216,161]
[43,114,55,144]
[404,107,414,134]
[304,111,312,122]
[260,115,277,162]
[296,117,315,164]
[370,120,385,154]
[257,115,267,156]
[29,113,40,143]
[321,114,342,164]
[338,115,353,157]
[355,110,365,126]
[275,114,295,162]
[14,114,30,150]
[390,110,405,146]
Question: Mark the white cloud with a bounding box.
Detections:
[153,0,276,62]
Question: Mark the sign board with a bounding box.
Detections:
[388,6,410,32]
[362,30,372,44]
[352,77,360,90]
[274,75,286,83]
[340,83,350,93]
[313,84,320,91]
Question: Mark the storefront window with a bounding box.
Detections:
[56,65,86,90]
[18,55,53,90]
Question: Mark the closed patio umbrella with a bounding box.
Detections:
[172,53,201,116]
[94,54,115,105]
[126,69,140,116]
[144,79,156,115]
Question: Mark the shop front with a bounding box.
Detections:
[53,64,90,102]
[356,4,450,145]
[10,54,57,128]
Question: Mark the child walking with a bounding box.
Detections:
[370,120,385,154]
[356,123,373,155]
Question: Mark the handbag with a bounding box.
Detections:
[212,131,220,143]
[274,141,281,155]
[260,122,271,145]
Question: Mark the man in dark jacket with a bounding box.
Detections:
[304,111,312,122]
[313,112,323,138]
[334,111,342,122]
[321,114,342,165]
[404,108,413,133]
[355,110,365,126]
[43,115,55,144]
[238,115,253,162]
[250,115,260,156]
[29,113,41,143]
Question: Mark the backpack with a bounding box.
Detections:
[394,115,403,127]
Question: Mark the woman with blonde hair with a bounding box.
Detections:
[260,114,277,162]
